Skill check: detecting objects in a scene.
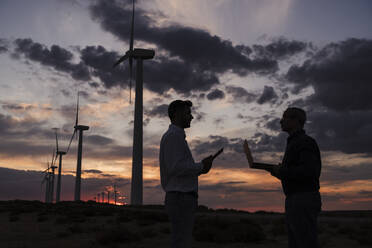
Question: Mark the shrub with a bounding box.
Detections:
[116,214,131,223]
[141,227,158,239]
[160,226,170,234]
[68,223,84,234]
[96,226,141,244]
[193,215,266,243]
[9,214,19,222]
[37,214,48,222]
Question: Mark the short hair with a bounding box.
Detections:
[168,100,192,120]
[285,107,307,127]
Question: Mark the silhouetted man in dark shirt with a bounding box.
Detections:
[271,107,322,248]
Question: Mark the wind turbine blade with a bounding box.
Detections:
[75,92,79,141]
[76,92,79,127]
[129,59,132,104]
[113,54,129,68]
[55,130,59,153]
[130,0,134,53]
[66,129,76,154]
[51,148,56,166]
[128,0,135,104]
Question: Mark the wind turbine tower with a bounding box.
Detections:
[49,163,57,203]
[53,129,66,203]
[113,0,155,205]
[42,162,51,203]
[67,93,89,201]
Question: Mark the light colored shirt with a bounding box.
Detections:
[159,124,203,193]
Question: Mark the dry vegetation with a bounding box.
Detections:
[0,200,371,248]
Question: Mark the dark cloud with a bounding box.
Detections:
[253,38,308,60]
[1,103,35,111]
[257,86,278,104]
[286,38,372,111]
[89,0,278,77]
[84,169,103,174]
[321,163,372,184]
[0,46,8,53]
[88,82,100,88]
[256,108,372,155]
[306,110,372,154]
[13,38,91,81]
[143,57,219,95]
[207,89,225,100]
[145,104,168,118]
[226,86,258,103]
[79,45,125,88]
[0,38,9,53]
[85,134,115,146]
[80,45,219,94]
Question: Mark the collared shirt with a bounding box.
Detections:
[279,129,322,196]
[159,124,203,193]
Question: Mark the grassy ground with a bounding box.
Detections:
[0,200,371,248]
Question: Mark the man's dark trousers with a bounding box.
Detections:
[165,192,198,248]
[285,191,321,248]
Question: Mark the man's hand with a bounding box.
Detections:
[243,140,254,167]
[201,155,214,174]
[270,163,282,180]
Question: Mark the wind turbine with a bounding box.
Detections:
[49,160,57,203]
[53,128,66,203]
[67,93,89,201]
[113,0,155,205]
[41,162,51,203]
[114,184,118,205]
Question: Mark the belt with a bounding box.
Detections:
[167,191,198,198]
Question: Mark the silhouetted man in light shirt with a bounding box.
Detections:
[159,100,214,248]
[271,107,322,248]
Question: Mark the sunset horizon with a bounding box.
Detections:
[1,0,372,213]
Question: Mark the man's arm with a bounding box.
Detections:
[279,139,320,180]
[163,134,203,177]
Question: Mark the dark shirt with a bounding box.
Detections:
[279,129,321,196]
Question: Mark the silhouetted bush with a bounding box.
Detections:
[134,210,168,226]
[160,226,170,234]
[116,213,131,223]
[193,215,266,243]
[56,231,70,238]
[8,214,19,222]
[54,216,69,225]
[96,226,141,244]
[37,212,49,222]
[270,218,287,236]
[68,223,84,234]
[141,227,158,239]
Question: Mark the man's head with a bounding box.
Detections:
[168,100,193,129]
[280,107,306,134]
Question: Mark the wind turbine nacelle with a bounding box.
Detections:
[75,125,90,131]
[132,48,155,60]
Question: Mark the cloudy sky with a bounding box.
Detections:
[0,0,372,211]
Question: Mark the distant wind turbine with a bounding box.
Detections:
[53,128,66,203]
[67,93,89,201]
[49,161,57,203]
[114,184,118,205]
[41,162,51,203]
[113,0,155,205]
